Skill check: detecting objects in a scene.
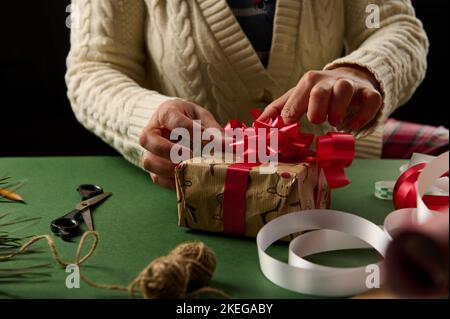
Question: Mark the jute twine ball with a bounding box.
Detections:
[170,241,217,290]
[136,242,217,299]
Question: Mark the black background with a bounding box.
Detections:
[0,0,448,157]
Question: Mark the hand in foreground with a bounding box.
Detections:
[259,66,382,130]
[140,99,222,189]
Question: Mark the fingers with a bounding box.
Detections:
[161,110,195,133]
[142,151,176,178]
[275,74,381,130]
[260,67,383,130]
[258,88,294,121]
[196,107,223,130]
[150,173,176,189]
[328,79,354,127]
[140,128,177,159]
[349,88,382,130]
[139,100,226,191]
[307,81,334,124]
[282,71,319,124]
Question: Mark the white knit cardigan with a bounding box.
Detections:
[65,0,429,166]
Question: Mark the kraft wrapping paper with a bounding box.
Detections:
[175,158,330,237]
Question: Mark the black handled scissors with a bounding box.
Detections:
[51,184,111,241]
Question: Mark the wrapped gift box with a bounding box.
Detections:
[175,109,354,238]
[175,158,330,238]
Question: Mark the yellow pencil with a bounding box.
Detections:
[0,188,24,202]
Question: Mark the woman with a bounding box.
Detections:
[66,0,428,189]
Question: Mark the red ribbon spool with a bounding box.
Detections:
[393,163,449,212]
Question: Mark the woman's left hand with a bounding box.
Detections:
[259,66,383,131]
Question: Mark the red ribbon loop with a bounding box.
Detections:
[225,109,316,164]
[316,133,355,189]
[394,163,449,212]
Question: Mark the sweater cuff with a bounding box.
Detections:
[324,49,394,137]
[124,91,177,168]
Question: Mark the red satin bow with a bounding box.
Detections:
[394,163,449,212]
[222,109,355,235]
[224,109,355,189]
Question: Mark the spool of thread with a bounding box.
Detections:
[170,241,217,290]
[374,181,395,200]
[138,256,189,299]
[132,241,218,299]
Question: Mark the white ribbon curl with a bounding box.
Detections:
[256,152,449,297]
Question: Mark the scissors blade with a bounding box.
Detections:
[81,208,94,231]
[76,192,112,211]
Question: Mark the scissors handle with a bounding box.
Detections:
[77,184,103,200]
[50,209,81,241]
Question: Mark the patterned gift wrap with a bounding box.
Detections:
[175,158,330,238]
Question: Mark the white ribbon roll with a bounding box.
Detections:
[257,210,391,297]
[256,152,449,297]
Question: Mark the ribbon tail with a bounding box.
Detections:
[323,167,350,189]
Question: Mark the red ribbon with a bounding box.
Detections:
[393,163,449,212]
[223,163,255,235]
[222,109,355,235]
[224,110,316,164]
[316,133,355,189]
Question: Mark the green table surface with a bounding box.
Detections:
[0,156,404,299]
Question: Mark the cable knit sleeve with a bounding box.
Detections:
[65,0,175,167]
[324,0,429,135]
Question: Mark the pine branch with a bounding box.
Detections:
[0,176,51,283]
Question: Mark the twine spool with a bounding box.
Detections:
[137,256,189,299]
[170,241,217,290]
[129,241,218,298]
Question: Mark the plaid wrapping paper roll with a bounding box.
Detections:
[175,158,330,238]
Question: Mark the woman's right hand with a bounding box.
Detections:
[139,99,222,189]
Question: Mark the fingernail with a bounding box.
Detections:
[150,174,158,184]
